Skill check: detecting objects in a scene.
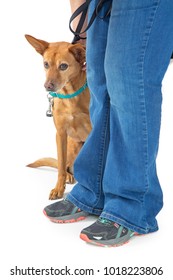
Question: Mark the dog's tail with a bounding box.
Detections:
[27,158,58,169]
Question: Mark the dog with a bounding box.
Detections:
[25,35,92,199]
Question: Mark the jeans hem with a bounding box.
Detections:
[67,193,103,216]
[100,211,158,234]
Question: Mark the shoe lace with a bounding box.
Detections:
[99,217,113,225]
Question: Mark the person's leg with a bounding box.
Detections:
[79,0,173,246]
[98,0,173,234]
[67,0,112,214]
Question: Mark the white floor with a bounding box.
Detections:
[1,1,173,279]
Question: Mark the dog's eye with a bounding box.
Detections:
[59,63,68,71]
[44,61,49,69]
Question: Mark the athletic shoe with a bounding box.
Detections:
[43,198,89,223]
[80,217,138,247]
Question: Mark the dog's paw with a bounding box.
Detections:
[49,187,65,200]
[66,172,75,184]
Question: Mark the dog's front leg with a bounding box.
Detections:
[49,130,67,200]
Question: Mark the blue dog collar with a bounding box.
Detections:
[49,80,88,99]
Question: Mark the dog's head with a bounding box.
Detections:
[25,34,86,92]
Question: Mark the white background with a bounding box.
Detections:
[1,1,173,279]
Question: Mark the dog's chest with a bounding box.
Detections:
[52,99,83,125]
[66,115,74,121]
[52,98,91,141]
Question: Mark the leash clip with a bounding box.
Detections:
[46,94,54,117]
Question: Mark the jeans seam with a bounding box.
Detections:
[137,1,160,231]
[138,0,160,197]
[92,95,110,207]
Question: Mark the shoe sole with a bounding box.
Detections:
[43,209,88,223]
[80,232,140,247]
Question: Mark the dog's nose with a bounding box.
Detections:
[44,81,55,91]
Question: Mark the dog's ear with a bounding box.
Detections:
[69,44,86,68]
[25,34,49,55]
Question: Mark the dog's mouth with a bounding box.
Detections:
[44,81,57,92]
[44,79,72,93]
[44,81,66,93]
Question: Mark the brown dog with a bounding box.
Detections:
[25,35,91,199]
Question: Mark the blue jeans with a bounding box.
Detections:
[67,0,173,234]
